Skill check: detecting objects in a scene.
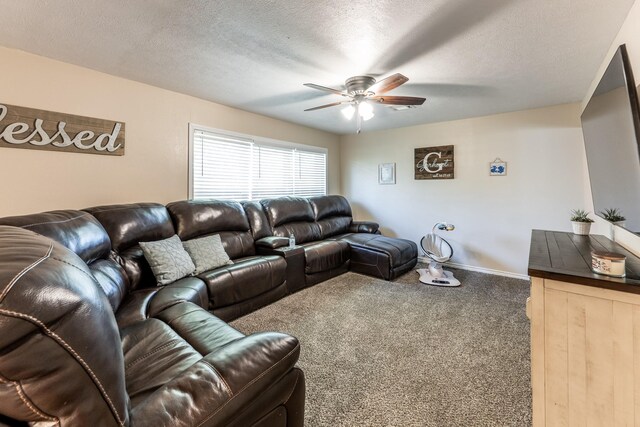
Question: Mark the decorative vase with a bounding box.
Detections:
[612,220,626,228]
[571,221,592,235]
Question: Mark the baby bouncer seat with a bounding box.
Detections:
[417,222,460,287]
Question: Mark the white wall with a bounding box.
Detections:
[581,0,640,254]
[0,46,340,216]
[340,103,588,275]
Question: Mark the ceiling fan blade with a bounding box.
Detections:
[370,95,426,105]
[304,101,351,111]
[303,83,347,96]
[367,73,409,94]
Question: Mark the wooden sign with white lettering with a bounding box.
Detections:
[0,103,125,156]
[415,145,454,179]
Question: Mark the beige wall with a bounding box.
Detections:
[340,103,588,275]
[4,4,637,275]
[339,0,640,275]
[0,46,340,216]
[581,0,640,254]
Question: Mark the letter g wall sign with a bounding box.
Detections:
[0,103,125,156]
[415,145,454,180]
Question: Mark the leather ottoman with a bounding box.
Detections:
[336,233,418,280]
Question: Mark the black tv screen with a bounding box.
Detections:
[581,44,640,233]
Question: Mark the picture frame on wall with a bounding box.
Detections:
[414,145,454,180]
[378,162,396,185]
[490,158,507,176]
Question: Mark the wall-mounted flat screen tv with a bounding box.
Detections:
[581,44,640,233]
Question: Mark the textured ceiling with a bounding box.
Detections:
[0,0,634,134]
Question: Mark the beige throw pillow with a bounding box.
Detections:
[182,234,233,275]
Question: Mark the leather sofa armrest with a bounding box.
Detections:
[148,277,209,317]
[349,221,380,234]
[255,236,290,249]
[130,331,301,426]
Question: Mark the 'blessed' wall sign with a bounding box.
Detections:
[415,145,454,180]
[0,103,125,156]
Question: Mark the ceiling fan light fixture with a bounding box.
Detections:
[304,73,423,132]
[341,104,356,120]
[359,101,374,121]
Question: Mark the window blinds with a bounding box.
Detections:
[191,129,327,200]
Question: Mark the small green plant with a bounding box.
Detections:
[570,209,595,223]
[600,208,626,222]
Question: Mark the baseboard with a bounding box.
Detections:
[417,257,530,281]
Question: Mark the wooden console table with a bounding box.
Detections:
[528,230,640,426]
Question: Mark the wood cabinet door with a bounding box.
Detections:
[542,280,640,426]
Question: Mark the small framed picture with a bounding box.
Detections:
[378,162,396,184]
[490,158,507,176]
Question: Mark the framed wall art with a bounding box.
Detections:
[378,162,396,184]
[415,145,454,180]
[490,158,507,176]
[0,102,125,156]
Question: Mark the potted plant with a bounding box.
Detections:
[600,208,626,227]
[570,209,594,235]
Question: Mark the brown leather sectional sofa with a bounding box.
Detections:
[0,195,417,426]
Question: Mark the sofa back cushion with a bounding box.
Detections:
[86,203,175,252]
[241,201,272,241]
[0,210,111,264]
[309,195,353,239]
[0,226,129,426]
[89,258,130,312]
[0,210,130,311]
[86,203,176,290]
[166,200,255,258]
[309,195,352,220]
[261,196,314,227]
[261,197,320,243]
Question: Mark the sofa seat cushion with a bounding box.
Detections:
[153,302,244,354]
[338,233,416,265]
[121,318,203,406]
[197,255,286,309]
[336,233,418,280]
[302,240,350,274]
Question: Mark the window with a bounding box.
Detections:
[189,126,327,200]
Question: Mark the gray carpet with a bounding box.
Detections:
[231,265,532,426]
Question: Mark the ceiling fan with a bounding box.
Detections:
[303,73,425,133]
